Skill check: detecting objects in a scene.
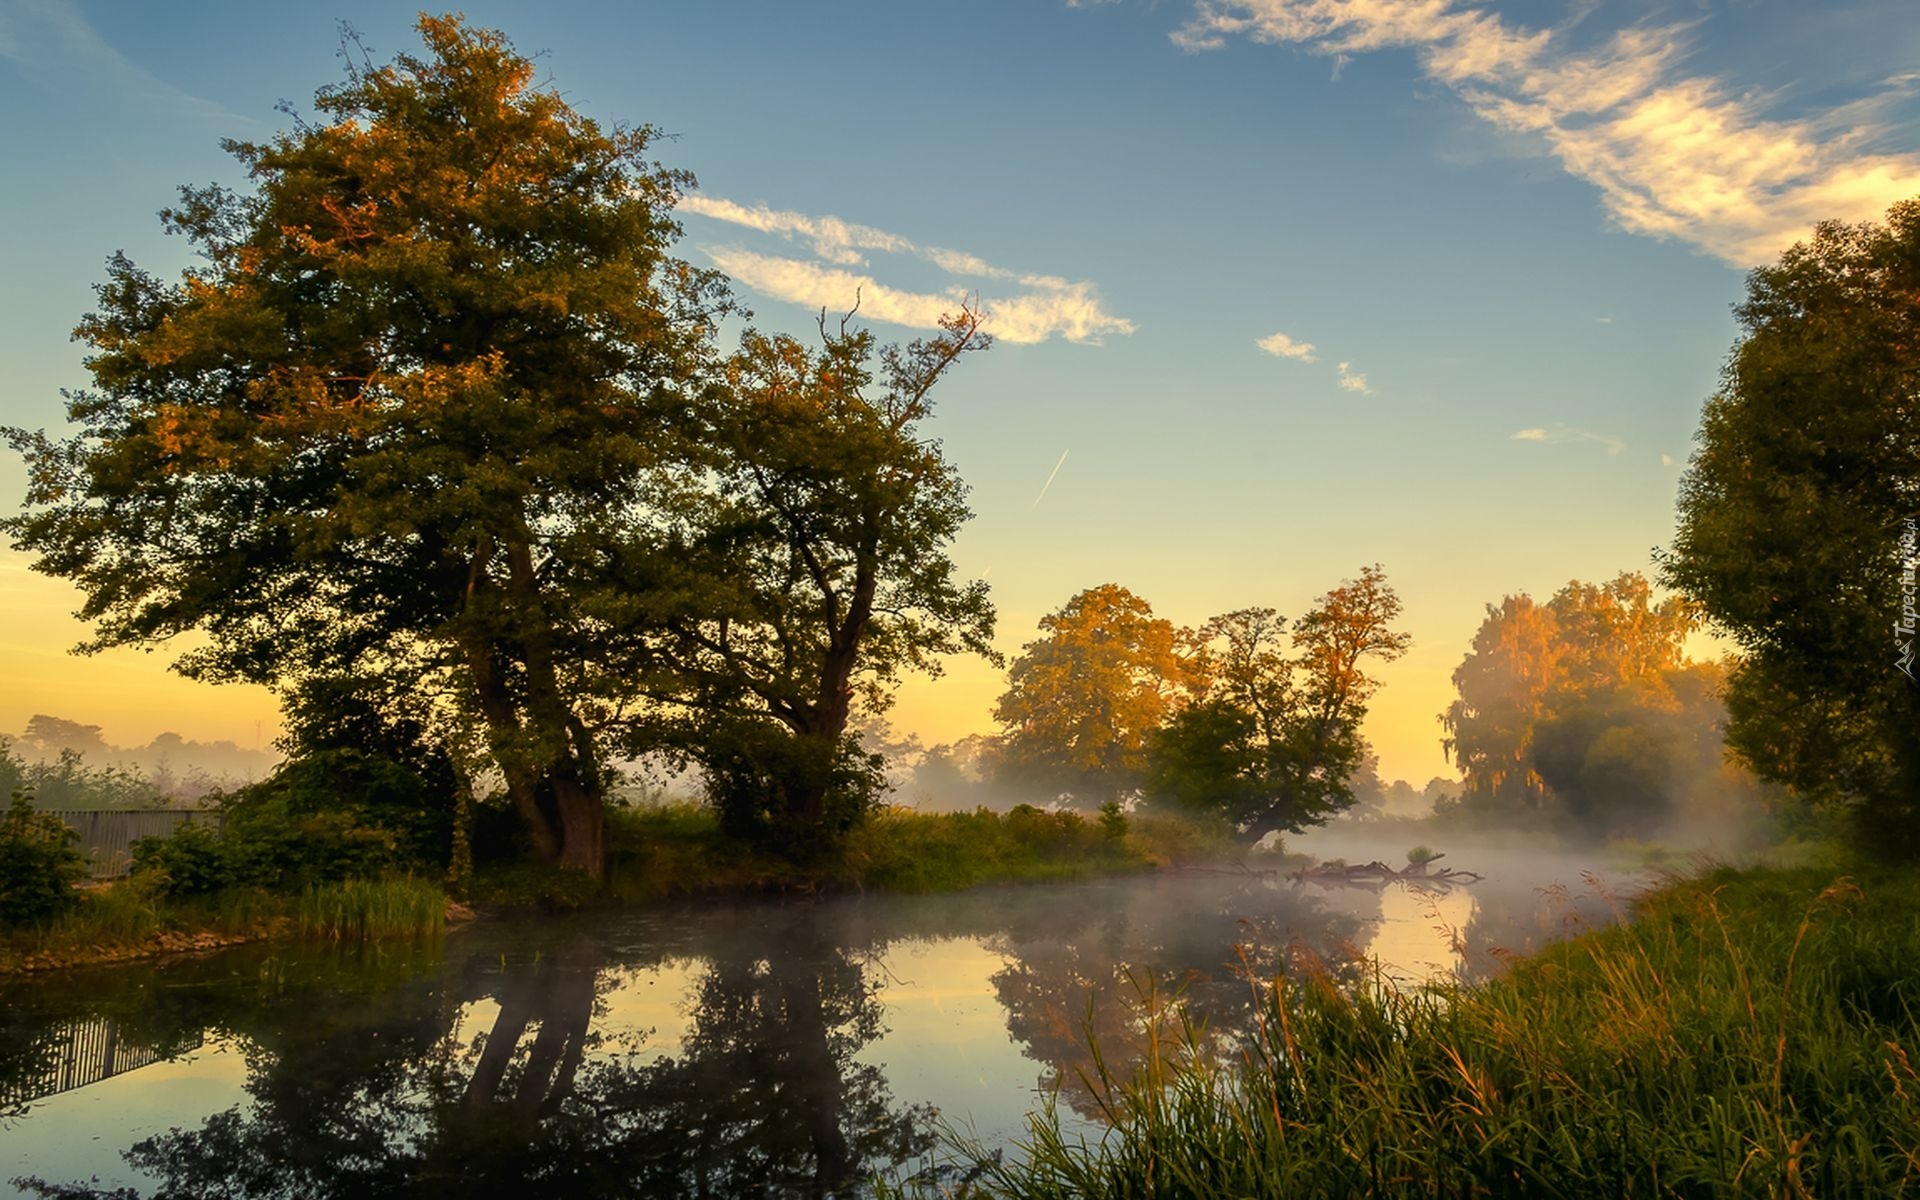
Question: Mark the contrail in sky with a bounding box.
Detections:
[1032,449,1069,508]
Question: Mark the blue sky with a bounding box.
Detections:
[2,0,1917,780]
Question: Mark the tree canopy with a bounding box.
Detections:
[646,311,996,848]
[1441,572,1768,838]
[990,584,1205,805]
[1660,200,1920,855]
[1147,566,1411,839]
[3,16,997,873]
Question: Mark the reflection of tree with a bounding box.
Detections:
[1447,871,1637,984]
[21,916,928,1199]
[985,876,1373,1118]
[606,912,932,1195]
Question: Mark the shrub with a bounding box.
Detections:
[0,792,85,927]
[130,819,233,897]
[130,749,455,899]
[701,723,886,858]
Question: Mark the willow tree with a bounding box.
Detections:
[3,17,727,873]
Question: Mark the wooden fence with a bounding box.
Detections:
[0,1018,182,1110]
[44,809,223,879]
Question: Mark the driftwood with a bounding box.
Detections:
[1287,852,1483,889]
[1163,853,1484,889]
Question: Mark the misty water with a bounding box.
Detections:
[1,846,1643,1198]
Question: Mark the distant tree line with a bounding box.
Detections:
[906,566,1414,841]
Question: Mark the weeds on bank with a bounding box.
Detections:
[602,802,1247,899]
[898,865,1920,1198]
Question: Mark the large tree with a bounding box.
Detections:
[3,17,728,873]
[991,584,1205,805]
[640,311,997,848]
[1440,572,1769,838]
[1442,573,1694,817]
[1146,565,1411,840]
[1661,201,1920,855]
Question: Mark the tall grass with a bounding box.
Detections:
[917,865,1920,1198]
[293,876,446,942]
[1,875,447,971]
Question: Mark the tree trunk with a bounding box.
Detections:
[505,538,605,876]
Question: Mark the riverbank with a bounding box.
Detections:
[3,805,1248,974]
[0,876,452,974]
[917,860,1920,1198]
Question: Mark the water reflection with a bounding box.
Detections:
[12,916,931,1199]
[2,865,1632,1198]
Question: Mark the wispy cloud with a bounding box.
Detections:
[1173,0,1920,266]
[705,248,1132,346]
[0,0,249,124]
[686,195,1134,345]
[1336,361,1373,394]
[678,195,912,267]
[1257,330,1318,361]
[1511,424,1625,455]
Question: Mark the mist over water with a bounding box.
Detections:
[1,855,1646,1198]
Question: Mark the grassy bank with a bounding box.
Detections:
[11,806,1244,972]
[910,862,1920,1198]
[588,802,1245,902]
[0,876,448,973]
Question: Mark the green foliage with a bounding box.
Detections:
[844,806,1145,893]
[293,877,445,942]
[595,802,1239,900]
[133,749,451,898]
[698,723,887,858]
[1661,200,1920,858]
[0,738,160,810]
[1146,567,1411,840]
[653,311,996,853]
[0,793,85,927]
[0,15,733,874]
[920,865,1920,1198]
[1098,799,1129,840]
[129,821,229,897]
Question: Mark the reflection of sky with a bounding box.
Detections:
[850,937,1094,1155]
[1,1038,247,1199]
[1366,885,1478,987]
[0,868,1649,1189]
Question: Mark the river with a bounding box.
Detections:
[0,846,1641,1198]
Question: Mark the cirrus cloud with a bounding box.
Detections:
[1173,0,1920,266]
[685,195,1134,345]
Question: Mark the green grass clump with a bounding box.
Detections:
[293,876,446,942]
[919,863,1920,1198]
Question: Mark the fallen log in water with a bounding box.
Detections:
[1286,853,1483,888]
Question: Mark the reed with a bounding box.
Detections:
[908,864,1920,1198]
[293,876,446,942]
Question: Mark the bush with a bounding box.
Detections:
[701,723,886,858]
[130,820,232,897]
[131,749,455,899]
[0,792,85,927]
